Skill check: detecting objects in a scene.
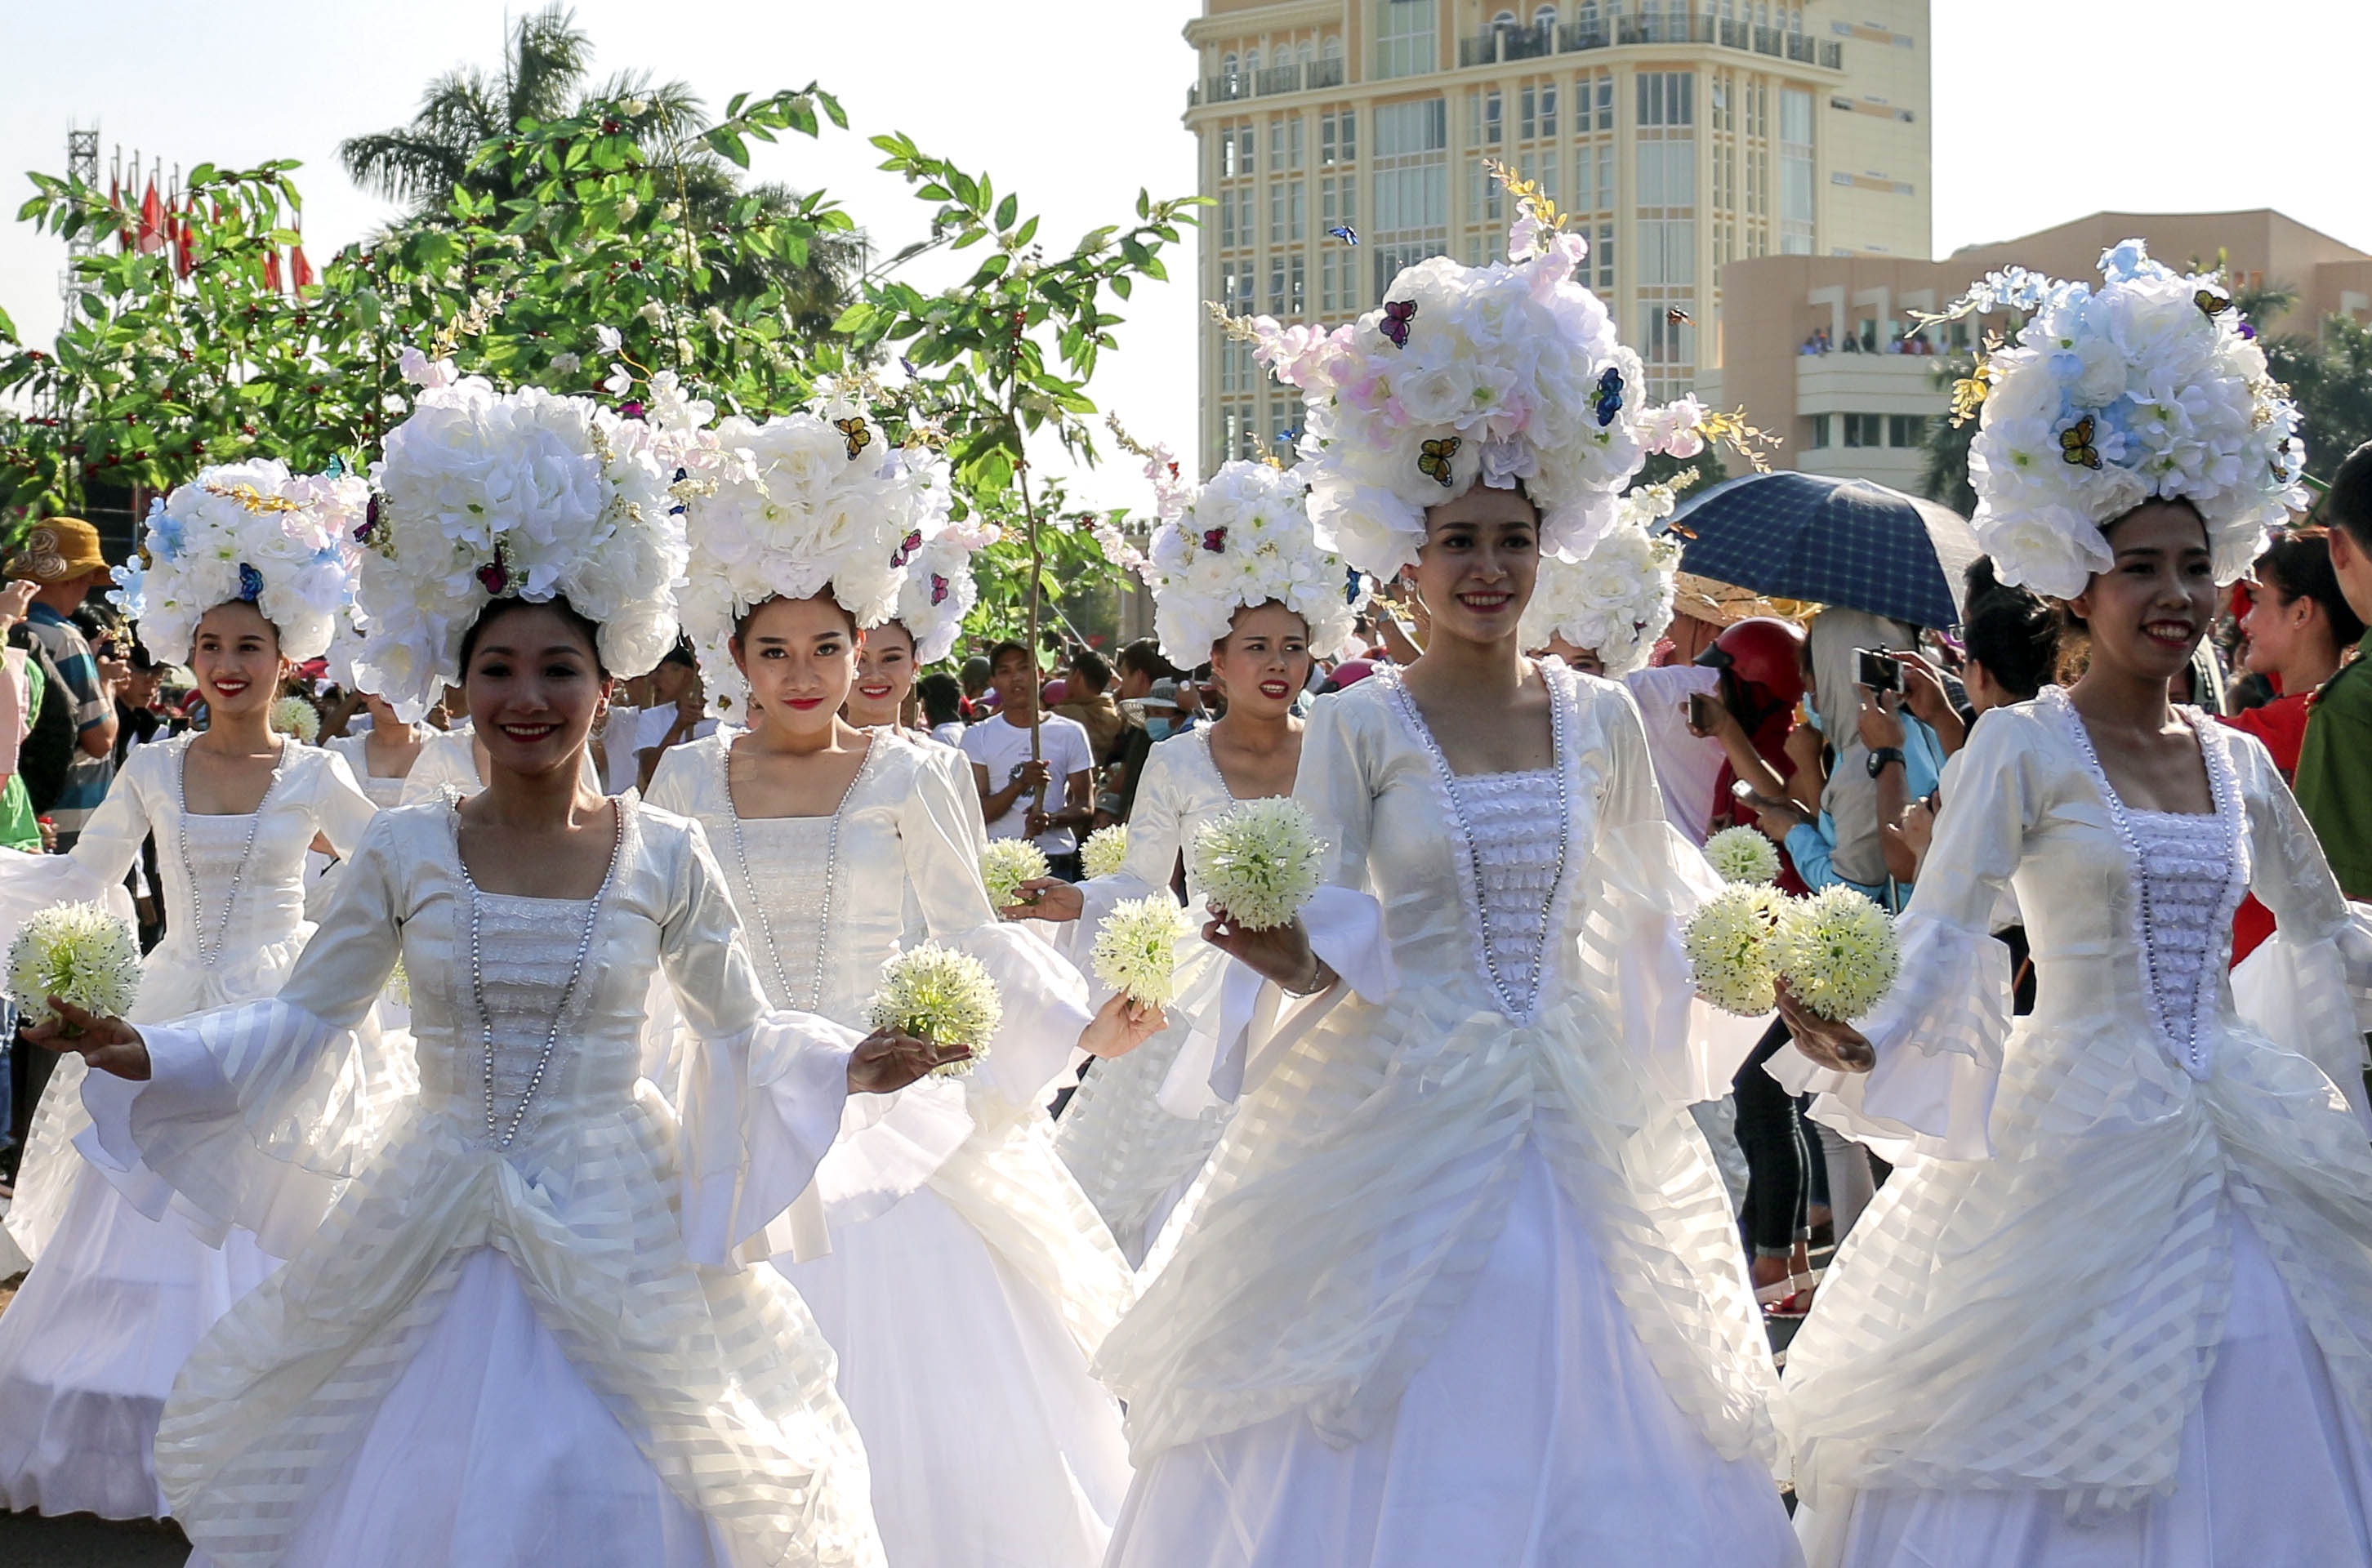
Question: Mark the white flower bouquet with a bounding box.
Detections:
[1189,798,1327,931]
[1703,826,1781,887]
[1090,894,1193,1009]
[980,840,1050,911]
[865,942,1003,1078]
[1681,884,1787,1017]
[270,695,321,745]
[1771,885,1900,1023]
[1080,824,1130,882]
[7,902,143,1029]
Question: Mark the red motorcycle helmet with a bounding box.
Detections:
[1697,617,1807,713]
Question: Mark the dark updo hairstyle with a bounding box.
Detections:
[2253,528,2367,649]
[1960,558,2060,702]
[458,595,609,677]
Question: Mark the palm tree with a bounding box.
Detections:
[339,5,863,329]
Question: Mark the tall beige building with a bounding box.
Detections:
[1184,0,1932,471]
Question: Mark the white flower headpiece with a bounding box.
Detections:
[1519,483,1684,676]
[893,510,997,666]
[352,370,687,723]
[678,403,952,718]
[114,458,367,666]
[1946,238,2307,599]
[1242,212,1684,578]
[1137,453,1366,667]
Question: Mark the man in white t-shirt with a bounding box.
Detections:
[961,640,1095,875]
[631,644,716,791]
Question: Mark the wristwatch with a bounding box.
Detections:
[1866,746,1905,779]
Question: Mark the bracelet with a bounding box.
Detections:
[1282,953,1336,997]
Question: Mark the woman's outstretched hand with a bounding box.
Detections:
[1202,907,1331,995]
[21,999,151,1080]
[1001,877,1082,924]
[1077,991,1166,1060]
[846,1028,970,1094]
[1773,979,1875,1074]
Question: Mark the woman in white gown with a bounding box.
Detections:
[323,692,426,809]
[1017,457,1365,1265]
[0,461,380,1520]
[653,401,1162,1568]
[1095,225,1799,1566]
[1773,245,2372,1566]
[27,370,965,1568]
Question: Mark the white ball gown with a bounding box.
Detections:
[0,734,377,1518]
[1046,724,1262,1265]
[1094,662,1803,1566]
[65,798,885,1567]
[646,728,1136,1568]
[1777,688,2372,1567]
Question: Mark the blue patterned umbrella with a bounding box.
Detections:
[1669,472,1982,630]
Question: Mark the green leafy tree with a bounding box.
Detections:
[1919,350,1980,515]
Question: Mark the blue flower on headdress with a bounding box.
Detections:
[145,497,185,562]
[2097,239,2169,286]
[237,563,265,603]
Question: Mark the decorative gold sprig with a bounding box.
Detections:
[1695,408,1781,474]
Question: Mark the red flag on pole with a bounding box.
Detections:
[112,178,133,252]
[137,179,165,254]
[263,247,284,293]
[290,243,313,290]
[173,198,196,279]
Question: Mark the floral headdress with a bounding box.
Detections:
[1518,480,1688,676]
[114,458,368,666]
[351,360,686,723]
[1233,194,1705,579]
[677,401,951,718]
[892,505,997,666]
[1134,449,1366,667]
[1935,238,2306,599]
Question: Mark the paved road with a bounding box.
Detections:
[0,1511,187,1566]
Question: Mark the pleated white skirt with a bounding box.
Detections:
[1797,1216,2372,1568]
[782,1183,1131,1568]
[1105,1148,1804,1567]
[0,1160,274,1519]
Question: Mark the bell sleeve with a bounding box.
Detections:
[0,741,152,940]
[1040,740,1187,980]
[2227,733,2372,1131]
[74,813,412,1255]
[1576,681,1771,1105]
[661,825,863,1267]
[895,752,1096,1123]
[1778,709,2031,1159]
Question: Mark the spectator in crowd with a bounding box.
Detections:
[2230,529,2363,781]
[10,516,119,849]
[112,643,169,764]
[2298,439,2372,901]
[1101,639,1183,824]
[631,640,714,792]
[959,653,993,716]
[1053,647,1126,762]
[961,639,1096,878]
[917,671,967,746]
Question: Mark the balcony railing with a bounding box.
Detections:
[1455,17,1843,71]
[1256,63,1304,96]
[1189,55,1347,109]
[1306,56,1345,91]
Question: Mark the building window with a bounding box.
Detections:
[1638,142,1695,207]
[1473,87,1504,148]
[1594,222,1614,292]
[1372,96,1449,293]
[1805,412,1830,449]
[1375,0,1437,80]
[1639,220,1696,285]
[1888,414,1928,448]
[1321,108,1358,166]
[1779,87,1814,254]
[1638,71,1695,127]
[1842,412,1882,448]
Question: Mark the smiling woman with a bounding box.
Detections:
[1095,221,1798,1568]
[0,464,380,1523]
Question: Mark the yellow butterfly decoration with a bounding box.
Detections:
[2059,416,2102,470]
[835,416,873,461]
[2194,289,2232,318]
[1418,436,1462,487]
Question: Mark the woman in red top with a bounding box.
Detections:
[2225,528,2364,960]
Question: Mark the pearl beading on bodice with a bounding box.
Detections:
[468,893,605,1146]
[733,817,838,1013]
[1446,769,1565,1018]
[2045,687,2245,1076]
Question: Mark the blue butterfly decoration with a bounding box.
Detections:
[236,562,265,603]
[1593,367,1625,429]
[669,466,690,517]
[1327,225,1359,246]
[323,455,346,478]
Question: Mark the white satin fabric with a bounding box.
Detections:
[647,730,1135,1568]
[73,800,885,1568]
[1048,724,1248,1263]
[1777,689,2372,1564]
[0,736,377,1518]
[1095,662,1794,1566]
[324,733,412,809]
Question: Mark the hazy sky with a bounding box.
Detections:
[2,0,2367,509]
